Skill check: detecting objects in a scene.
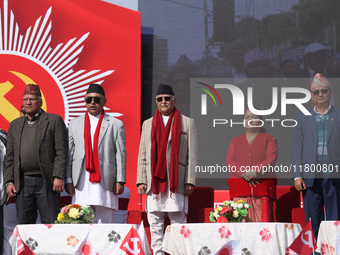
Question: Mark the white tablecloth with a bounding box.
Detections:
[9,224,150,255]
[163,223,302,255]
[316,221,340,254]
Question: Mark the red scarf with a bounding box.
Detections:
[151,107,181,194]
[84,111,105,183]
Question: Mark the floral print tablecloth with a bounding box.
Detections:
[316,221,340,255]
[162,223,302,255]
[9,224,150,255]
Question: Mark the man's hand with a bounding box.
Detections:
[185,184,195,196]
[294,178,306,191]
[115,183,124,195]
[138,184,147,195]
[5,184,17,205]
[6,184,16,200]
[65,183,75,195]
[53,178,64,193]
[5,195,12,206]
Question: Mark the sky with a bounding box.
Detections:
[102,0,138,11]
[101,0,300,65]
[139,0,299,65]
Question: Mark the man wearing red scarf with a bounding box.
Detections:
[66,84,126,223]
[137,84,198,255]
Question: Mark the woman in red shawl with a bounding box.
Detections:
[226,108,278,222]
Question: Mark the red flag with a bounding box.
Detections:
[289,221,317,255]
[137,221,146,255]
[120,227,144,255]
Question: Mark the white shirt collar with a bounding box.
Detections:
[162,115,170,127]
[313,105,331,117]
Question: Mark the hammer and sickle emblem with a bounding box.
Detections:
[123,237,140,255]
[301,230,314,248]
[0,71,47,122]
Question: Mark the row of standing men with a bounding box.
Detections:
[1,76,338,254]
[0,83,197,255]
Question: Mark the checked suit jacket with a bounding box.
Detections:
[136,114,198,195]
[4,110,68,192]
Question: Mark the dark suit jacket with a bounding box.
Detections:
[291,106,340,187]
[4,110,68,192]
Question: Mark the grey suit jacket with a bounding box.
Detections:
[67,113,126,192]
[4,110,68,192]
[136,114,198,195]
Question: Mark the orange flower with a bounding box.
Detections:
[70,204,81,209]
[285,223,294,230]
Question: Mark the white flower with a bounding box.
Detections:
[233,210,239,218]
[244,204,249,209]
[231,203,238,209]
[238,203,244,208]
[214,211,220,219]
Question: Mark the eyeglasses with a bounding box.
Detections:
[22,97,40,103]
[312,89,330,96]
[156,96,172,102]
[85,96,103,104]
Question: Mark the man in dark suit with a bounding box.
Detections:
[292,74,340,239]
[4,84,68,224]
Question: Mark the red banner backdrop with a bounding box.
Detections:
[0,0,141,209]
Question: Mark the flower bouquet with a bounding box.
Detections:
[55,204,96,224]
[210,200,252,223]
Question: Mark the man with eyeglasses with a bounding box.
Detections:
[302,43,337,107]
[65,83,126,223]
[292,73,340,239]
[137,84,197,255]
[4,84,68,224]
